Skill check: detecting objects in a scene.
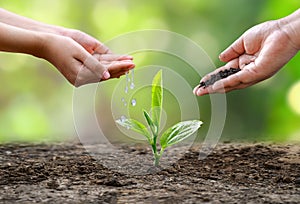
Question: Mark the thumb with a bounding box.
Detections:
[219,36,245,62]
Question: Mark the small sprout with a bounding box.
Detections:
[199,67,241,88]
[116,70,203,166]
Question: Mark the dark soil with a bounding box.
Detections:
[199,68,241,88]
[0,142,299,203]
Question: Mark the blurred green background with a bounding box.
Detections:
[0,0,299,143]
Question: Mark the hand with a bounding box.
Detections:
[92,53,135,80]
[0,8,135,86]
[59,28,135,80]
[61,28,112,55]
[194,16,300,96]
[40,34,135,87]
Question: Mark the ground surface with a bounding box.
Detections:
[0,142,299,203]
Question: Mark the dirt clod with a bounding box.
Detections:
[199,68,241,88]
[295,177,300,185]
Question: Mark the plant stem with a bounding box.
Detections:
[154,152,161,166]
[151,134,158,166]
[153,147,165,167]
[151,130,165,167]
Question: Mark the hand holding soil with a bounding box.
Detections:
[194,8,300,96]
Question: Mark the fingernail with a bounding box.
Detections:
[103,71,110,79]
[219,53,225,60]
[196,89,202,96]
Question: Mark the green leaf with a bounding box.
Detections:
[143,110,157,137]
[151,70,163,131]
[160,120,203,148]
[116,118,151,142]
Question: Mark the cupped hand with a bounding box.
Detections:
[41,34,134,87]
[92,53,135,80]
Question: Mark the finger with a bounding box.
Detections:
[93,53,133,62]
[74,43,111,80]
[238,54,256,68]
[83,55,110,80]
[193,86,208,96]
[213,81,255,94]
[219,37,245,62]
[73,62,106,87]
[105,61,135,77]
[94,43,111,54]
[194,79,246,96]
[211,70,244,91]
[74,60,132,86]
[103,60,135,66]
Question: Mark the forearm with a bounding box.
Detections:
[0,22,45,57]
[0,8,63,35]
[278,8,300,50]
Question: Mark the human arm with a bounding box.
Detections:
[0,8,135,86]
[0,7,135,71]
[0,22,134,86]
[0,8,111,54]
[194,9,300,96]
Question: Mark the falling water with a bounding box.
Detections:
[130,69,135,89]
[122,70,137,106]
[125,72,129,94]
[120,70,137,122]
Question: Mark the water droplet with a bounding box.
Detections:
[125,86,128,94]
[126,72,130,81]
[130,83,135,89]
[121,97,127,106]
[120,115,127,122]
[131,98,137,106]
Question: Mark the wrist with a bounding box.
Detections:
[32,32,54,59]
[278,9,300,50]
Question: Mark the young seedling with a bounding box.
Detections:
[116,70,203,166]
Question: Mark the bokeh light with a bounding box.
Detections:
[288,81,300,115]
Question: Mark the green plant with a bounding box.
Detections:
[116,70,203,166]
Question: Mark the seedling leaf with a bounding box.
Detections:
[151,70,163,131]
[116,118,151,142]
[160,120,203,148]
[143,110,157,137]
